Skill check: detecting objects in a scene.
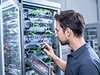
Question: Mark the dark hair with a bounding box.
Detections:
[55,10,85,37]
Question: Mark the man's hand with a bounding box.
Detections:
[43,42,55,58]
[43,42,67,72]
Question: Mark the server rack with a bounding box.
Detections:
[0,0,61,75]
[1,0,22,75]
[22,0,61,75]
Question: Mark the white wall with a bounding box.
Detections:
[98,0,100,21]
[46,0,66,10]
[97,0,100,47]
[66,0,97,24]
[47,0,98,24]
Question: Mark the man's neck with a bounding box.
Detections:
[69,37,86,51]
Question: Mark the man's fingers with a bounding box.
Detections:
[43,48,48,52]
[44,42,52,50]
[44,49,50,55]
[44,42,50,48]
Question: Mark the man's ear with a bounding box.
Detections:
[65,28,71,37]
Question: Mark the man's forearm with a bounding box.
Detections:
[52,54,67,72]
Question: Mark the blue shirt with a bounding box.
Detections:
[65,43,100,75]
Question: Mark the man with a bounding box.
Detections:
[43,10,100,75]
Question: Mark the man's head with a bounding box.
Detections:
[55,10,85,45]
